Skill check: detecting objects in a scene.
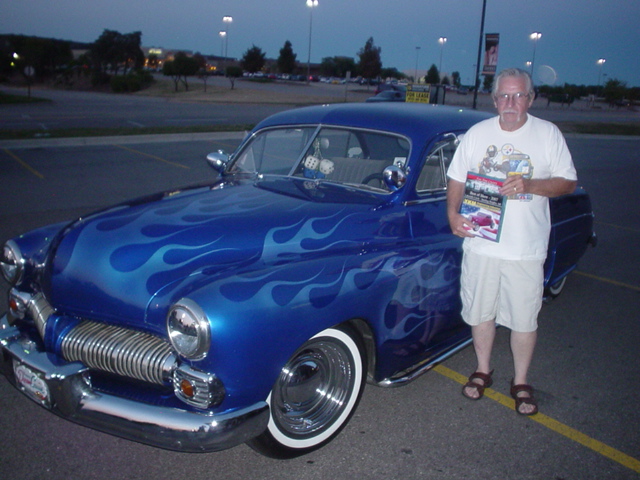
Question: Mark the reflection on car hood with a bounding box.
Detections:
[49,176,388,324]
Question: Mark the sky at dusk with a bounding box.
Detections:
[2,0,639,87]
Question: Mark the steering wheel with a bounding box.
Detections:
[361,172,385,188]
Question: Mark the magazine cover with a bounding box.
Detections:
[459,171,505,242]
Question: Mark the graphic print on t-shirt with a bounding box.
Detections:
[478,143,533,201]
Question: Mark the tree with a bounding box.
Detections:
[425,64,439,84]
[603,78,627,106]
[380,67,406,81]
[241,45,266,74]
[226,65,243,89]
[277,41,297,74]
[162,52,200,91]
[357,37,382,81]
[120,32,145,74]
[90,30,144,76]
[320,56,356,78]
[482,75,494,92]
[0,34,73,79]
[451,71,461,87]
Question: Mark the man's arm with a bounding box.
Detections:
[447,178,476,238]
[500,176,577,198]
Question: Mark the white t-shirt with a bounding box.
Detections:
[447,114,577,260]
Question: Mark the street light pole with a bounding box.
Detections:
[597,58,606,96]
[438,37,447,76]
[222,16,232,73]
[306,0,318,83]
[219,31,226,72]
[414,46,421,83]
[529,32,542,80]
[472,0,487,109]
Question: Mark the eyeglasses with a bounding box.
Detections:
[495,92,530,103]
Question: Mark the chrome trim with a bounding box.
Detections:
[8,290,54,338]
[0,315,269,452]
[173,364,225,408]
[374,337,473,387]
[1,240,24,285]
[29,292,54,338]
[61,320,178,385]
[166,298,211,360]
[404,193,447,206]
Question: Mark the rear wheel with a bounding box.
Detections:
[248,325,367,458]
[545,276,567,299]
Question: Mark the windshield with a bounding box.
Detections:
[229,126,410,192]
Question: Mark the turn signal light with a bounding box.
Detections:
[180,379,195,398]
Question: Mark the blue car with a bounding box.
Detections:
[0,103,595,458]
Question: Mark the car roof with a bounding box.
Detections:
[254,103,492,142]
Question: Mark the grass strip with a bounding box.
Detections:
[0,124,255,140]
[555,121,640,136]
[0,91,51,104]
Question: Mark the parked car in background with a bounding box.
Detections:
[366,89,407,102]
[374,82,405,95]
[0,103,595,459]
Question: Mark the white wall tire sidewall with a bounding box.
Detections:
[265,327,363,450]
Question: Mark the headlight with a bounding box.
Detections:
[1,240,24,285]
[166,299,211,360]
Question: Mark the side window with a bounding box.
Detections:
[416,136,459,192]
[295,127,410,193]
[231,127,315,175]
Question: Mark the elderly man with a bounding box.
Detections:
[446,68,577,415]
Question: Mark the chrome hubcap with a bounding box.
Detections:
[270,339,354,438]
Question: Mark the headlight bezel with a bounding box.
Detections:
[166,298,211,360]
[1,240,24,286]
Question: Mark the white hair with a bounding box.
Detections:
[492,68,534,97]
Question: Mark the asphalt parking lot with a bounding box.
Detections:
[0,97,639,479]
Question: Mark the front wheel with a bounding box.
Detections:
[248,325,367,458]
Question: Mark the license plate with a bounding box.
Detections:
[13,361,51,408]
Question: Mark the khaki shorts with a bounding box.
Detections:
[460,251,544,333]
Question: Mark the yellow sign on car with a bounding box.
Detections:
[406,84,431,104]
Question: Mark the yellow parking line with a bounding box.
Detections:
[114,144,190,169]
[2,148,44,179]
[574,270,640,292]
[434,364,640,473]
[595,220,640,234]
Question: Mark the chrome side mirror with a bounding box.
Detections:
[206,150,230,173]
[382,165,407,191]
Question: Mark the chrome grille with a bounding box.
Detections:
[61,321,177,385]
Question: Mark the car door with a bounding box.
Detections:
[383,134,469,365]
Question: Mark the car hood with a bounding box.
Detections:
[48,175,389,325]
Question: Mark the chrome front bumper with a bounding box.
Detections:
[0,314,269,452]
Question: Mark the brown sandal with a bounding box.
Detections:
[462,370,494,400]
[510,383,539,416]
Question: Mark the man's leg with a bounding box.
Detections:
[463,320,496,399]
[511,330,538,414]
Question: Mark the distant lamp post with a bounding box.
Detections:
[306,0,318,83]
[414,46,421,83]
[222,16,232,63]
[438,37,447,75]
[529,32,542,79]
[219,31,226,70]
[597,58,606,96]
